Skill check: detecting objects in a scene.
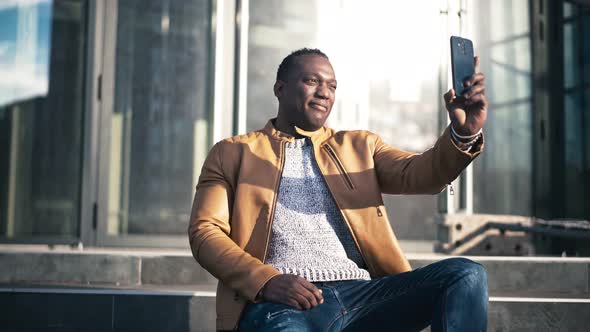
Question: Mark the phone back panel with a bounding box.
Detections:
[450,36,475,96]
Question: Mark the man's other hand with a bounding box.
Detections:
[444,56,488,136]
[259,274,324,310]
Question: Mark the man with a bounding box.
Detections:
[189,48,488,331]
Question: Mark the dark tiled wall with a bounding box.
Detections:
[0,292,215,332]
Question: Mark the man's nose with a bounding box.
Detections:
[315,84,330,99]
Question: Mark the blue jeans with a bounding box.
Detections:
[238,257,488,331]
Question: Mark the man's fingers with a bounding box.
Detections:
[462,85,485,98]
[474,56,480,69]
[294,283,318,308]
[467,93,487,105]
[292,282,319,308]
[304,292,318,307]
[472,73,485,84]
[444,89,455,107]
[287,298,302,310]
[299,279,324,303]
[463,73,485,88]
[262,275,325,310]
[314,288,323,304]
[291,292,312,310]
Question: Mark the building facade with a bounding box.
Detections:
[0,0,588,251]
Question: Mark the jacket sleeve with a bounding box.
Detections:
[373,126,484,195]
[188,142,280,301]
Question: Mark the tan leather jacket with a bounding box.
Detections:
[188,119,483,330]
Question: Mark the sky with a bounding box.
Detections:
[0,0,52,107]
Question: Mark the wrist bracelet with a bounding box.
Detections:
[451,125,482,140]
[451,131,480,146]
[450,129,481,151]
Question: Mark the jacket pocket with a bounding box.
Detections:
[323,144,355,190]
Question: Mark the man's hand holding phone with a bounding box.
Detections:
[444,56,487,137]
[445,38,488,138]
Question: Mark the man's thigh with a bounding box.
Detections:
[239,302,312,332]
[338,258,481,331]
[239,258,482,331]
[328,276,434,331]
[239,286,344,332]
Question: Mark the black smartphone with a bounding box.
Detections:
[450,36,475,97]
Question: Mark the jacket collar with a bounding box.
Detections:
[263,118,331,145]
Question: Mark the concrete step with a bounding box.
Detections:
[488,296,590,332]
[0,249,216,287]
[1,249,588,297]
[408,254,590,297]
[1,285,588,332]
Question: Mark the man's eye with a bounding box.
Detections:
[330,85,337,90]
[306,78,318,84]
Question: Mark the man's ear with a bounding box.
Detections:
[274,80,285,99]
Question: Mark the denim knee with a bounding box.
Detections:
[443,257,488,292]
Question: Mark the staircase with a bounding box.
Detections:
[0,248,588,331]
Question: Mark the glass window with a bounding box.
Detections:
[468,0,533,215]
[586,88,590,219]
[105,0,212,237]
[584,13,590,81]
[0,0,87,240]
[564,22,580,89]
[563,1,577,19]
[586,88,590,172]
[472,105,532,215]
[564,92,584,218]
[246,0,442,240]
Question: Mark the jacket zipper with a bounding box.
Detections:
[449,183,455,195]
[323,144,355,190]
[262,141,286,263]
[312,142,373,275]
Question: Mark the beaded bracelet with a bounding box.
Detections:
[450,125,482,141]
[451,130,480,147]
[450,128,481,151]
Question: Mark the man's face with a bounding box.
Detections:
[275,55,337,131]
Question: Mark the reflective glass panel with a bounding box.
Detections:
[468,0,533,215]
[587,88,590,175]
[584,13,590,81]
[0,0,86,239]
[586,88,590,219]
[106,0,212,236]
[564,92,585,218]
[564,22,580,89]
[563,1,577,19]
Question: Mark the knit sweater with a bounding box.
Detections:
[265,138,371,282]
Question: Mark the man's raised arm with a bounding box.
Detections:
[374,55,487,195]
[372,127,483,195]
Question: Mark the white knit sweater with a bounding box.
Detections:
[265,138,371,282]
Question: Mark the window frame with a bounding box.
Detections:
[90,0,229,248]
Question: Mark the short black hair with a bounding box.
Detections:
[276,48,329,81]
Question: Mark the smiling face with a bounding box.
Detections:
[274,55,337,131]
